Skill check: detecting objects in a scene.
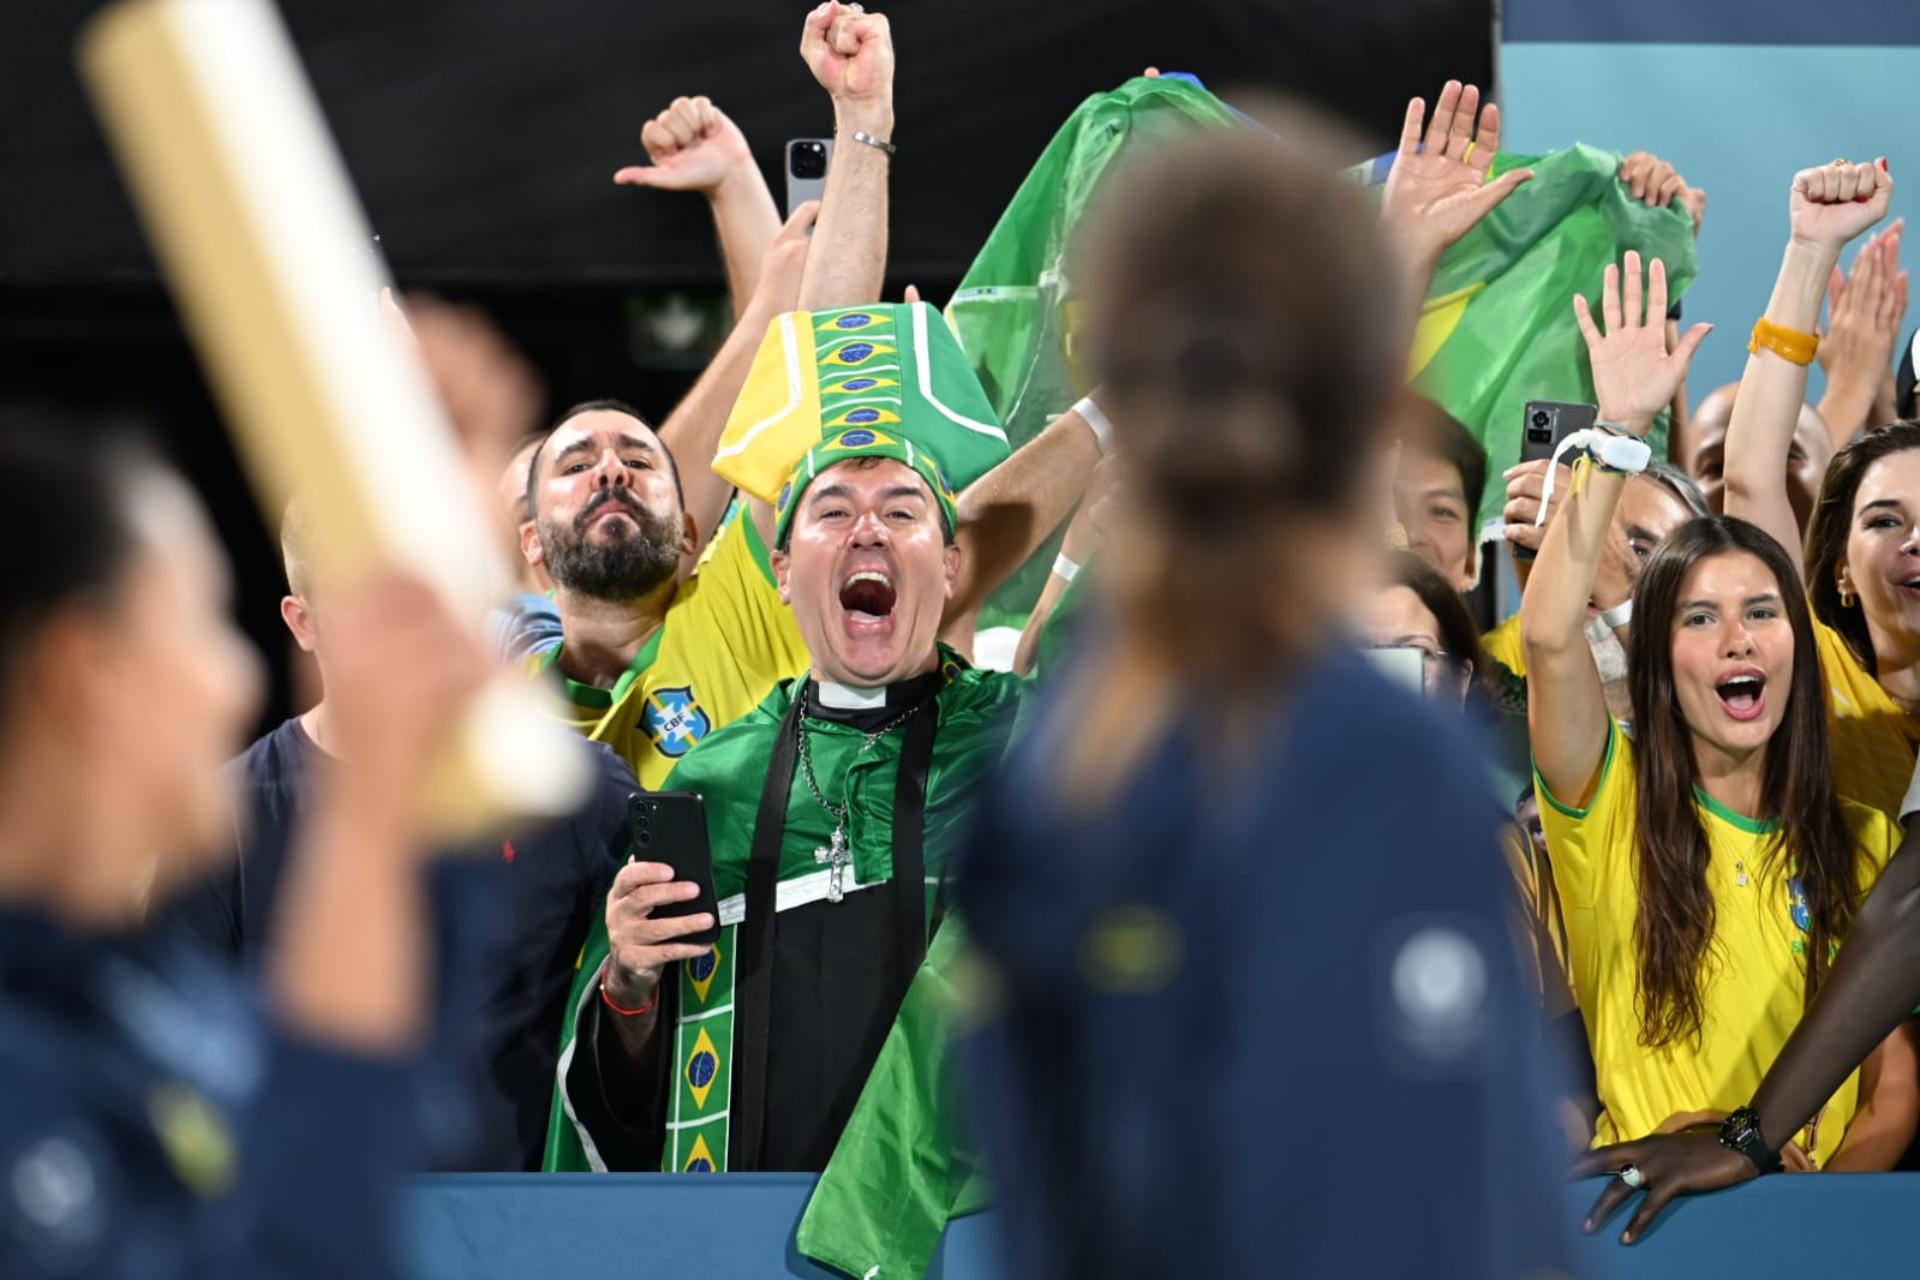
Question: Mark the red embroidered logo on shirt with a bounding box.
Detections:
[502,840,517,864]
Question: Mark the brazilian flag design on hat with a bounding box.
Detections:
[717,303,1010,507]
[773,426,960,550]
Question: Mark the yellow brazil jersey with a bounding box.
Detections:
[528,500,808,789]
[1535,720,1900,1168]
[1482,611,1526,679]
[1815,617,1920,817]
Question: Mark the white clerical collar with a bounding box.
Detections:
[815,679,888,711]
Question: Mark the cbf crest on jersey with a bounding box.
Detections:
[713,301,1011,507]
[641,685,711,758]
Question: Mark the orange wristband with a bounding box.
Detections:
[1749,317,1819,367]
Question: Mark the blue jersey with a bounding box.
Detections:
[153,717,636,1170]
[0,908,414,1279]
[957,644,1575,1279]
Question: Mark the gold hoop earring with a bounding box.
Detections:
[1840,586,1856,608]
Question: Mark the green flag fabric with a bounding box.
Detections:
[796,918,990,1279]
[945,75,1240,629]
[1409,143,1700,530]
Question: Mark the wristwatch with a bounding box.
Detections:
[1718,1106,1783,1173]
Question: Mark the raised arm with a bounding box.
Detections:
[1816,221,1909,443]
[1013,457,1116,677]
[660,201,818,565]
[940,400,1106,647]
[1723,160,1893,575]
[796,2,894,311]
[1525,253,1710,802]
[615,95,782,320]
[1379,79,1534,302]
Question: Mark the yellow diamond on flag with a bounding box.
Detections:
[824,407,902,430]
[821,340,896,368]
[684,1132,718,1173]
[823,428,897,451]
[822,375,900,396]
[687,941,721,1004]
[685,1026,722,1109]
[815,310,893,334]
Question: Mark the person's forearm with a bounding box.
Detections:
[946,409,1102,624]
[267,775,426,1055]
[1012,567,1074,677]
[1521,468,1626,663]
[1724,241,1839,563]
[709,168,781,319]
[1750,840,1920,1157]
[660,297,786,560]
[797,105,892,311]
[1818,379,1880,445]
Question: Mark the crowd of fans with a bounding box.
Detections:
[5,2,1920,1276]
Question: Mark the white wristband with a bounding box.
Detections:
[1596,597,1634,631]
[1074,396,1115,456]
[1052,552,1082,582]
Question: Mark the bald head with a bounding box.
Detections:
[1686,382,1834,531]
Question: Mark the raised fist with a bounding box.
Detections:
[1790,158,1894,254]
[800,1,894,124]
[614,95,754,196]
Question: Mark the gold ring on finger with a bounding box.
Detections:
[1832,157,1852,168]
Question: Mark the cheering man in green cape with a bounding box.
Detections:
[554,413,1094,1173]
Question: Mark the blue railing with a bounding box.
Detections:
[407,1173,1920,1278]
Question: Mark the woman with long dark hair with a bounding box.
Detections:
[1718,160,1917,813]
[1525,253,1917,1183]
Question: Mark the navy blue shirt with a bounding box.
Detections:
[0,908,414,1279]
[958,645,1575,1279]
[153,717,636,1170]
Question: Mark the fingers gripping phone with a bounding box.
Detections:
[629,792,720,947]
[785,138,832,218]
[1513,400,1598,561]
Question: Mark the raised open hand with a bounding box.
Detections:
[614,95,753,195]
[1821,222,1910,383]
[1380,80,1535,271]
[800,2,894,124]
[1574,251,1712,435]
[1790,158,1894,254]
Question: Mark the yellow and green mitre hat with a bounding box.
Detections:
[772,426,961,549]
[716,302,1011,506]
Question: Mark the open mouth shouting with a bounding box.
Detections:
[1714,666,1767,723]
[838,567,898,634]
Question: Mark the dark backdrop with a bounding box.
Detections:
[0,0,1492,729]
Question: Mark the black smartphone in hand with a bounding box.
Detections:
[1513,400,1598,561]
[628,792,720,947]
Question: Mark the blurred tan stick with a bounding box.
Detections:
[79,0,585,833]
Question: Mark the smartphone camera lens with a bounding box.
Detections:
[791,141,828,180]
[1530,410,1552,430]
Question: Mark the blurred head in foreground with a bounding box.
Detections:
[1064,127,1404,785]
[0,408,262,924]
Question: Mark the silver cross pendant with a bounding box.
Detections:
[814,826,851,903]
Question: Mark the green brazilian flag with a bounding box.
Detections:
[795,919,988,1279]
[945,74,1240,631]
[1411,143,1700,530]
